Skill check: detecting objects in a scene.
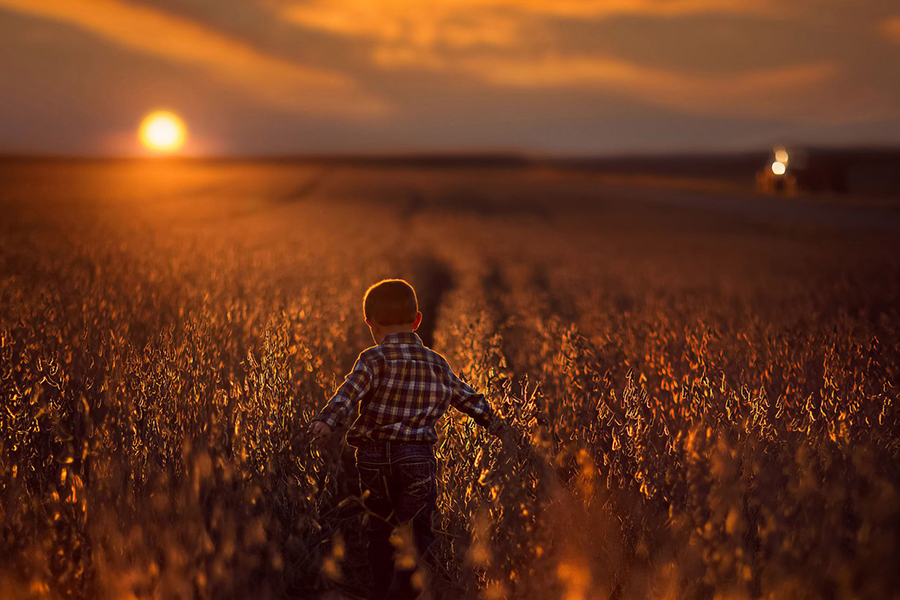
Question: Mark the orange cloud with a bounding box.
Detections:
[882,17,900,43]
[282,0,771,50]
[459,54,839,118]
[490,0,768,18]
[0,0,385,116]
[283,1,525,50]
[282,0,870,122]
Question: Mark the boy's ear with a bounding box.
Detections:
[412,312,423,330]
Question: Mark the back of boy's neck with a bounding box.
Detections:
[380,326,415,337]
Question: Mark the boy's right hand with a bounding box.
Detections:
[491,418,518,453]
[500,426,518,453]
[309,420,333,442]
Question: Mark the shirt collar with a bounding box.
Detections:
[380,332,423,346]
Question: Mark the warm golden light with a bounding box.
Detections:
[771,161,786,175]
[774,147,789,164]
[139,111,186,152]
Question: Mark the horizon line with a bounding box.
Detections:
[2,143,900,164]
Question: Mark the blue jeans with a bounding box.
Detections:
[355,441,437,600]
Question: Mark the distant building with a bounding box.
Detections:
[757,146,900,196]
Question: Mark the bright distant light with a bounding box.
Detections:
[771,161,786,176]
[774,148,789,164]
[139,111,187,152]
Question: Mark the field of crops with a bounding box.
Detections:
[2,160,898,600]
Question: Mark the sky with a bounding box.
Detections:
[1,0,899,156]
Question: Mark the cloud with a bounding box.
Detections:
[369,46,847,121]
[280,0,881,123]
[281,0,771,51]
[493,0,769,18]
[456,54,841,119]
[882,17,900,43]
[282,1,525,50]
[0,0,386,116]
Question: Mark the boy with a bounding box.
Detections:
[310,279,504,600]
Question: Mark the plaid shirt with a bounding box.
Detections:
[314,332,498,444]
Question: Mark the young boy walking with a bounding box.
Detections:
[310,279,504,600]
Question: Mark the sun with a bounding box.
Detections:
[139,111,187,152]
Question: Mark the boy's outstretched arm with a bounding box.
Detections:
[447,369,505,435]
[310,352,373,439]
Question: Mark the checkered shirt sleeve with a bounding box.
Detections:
[446,368,497,430]
[315,351,374,429]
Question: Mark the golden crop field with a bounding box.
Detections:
[1,160,898,600]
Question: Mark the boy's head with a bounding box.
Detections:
[364,279,422,341]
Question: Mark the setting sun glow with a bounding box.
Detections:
[139,111,187,152]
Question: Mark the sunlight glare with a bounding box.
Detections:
[771,161,786,176]
[139,111,187,152]
[774,147,789,164]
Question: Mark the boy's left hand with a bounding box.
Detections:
[309,420,333,442]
